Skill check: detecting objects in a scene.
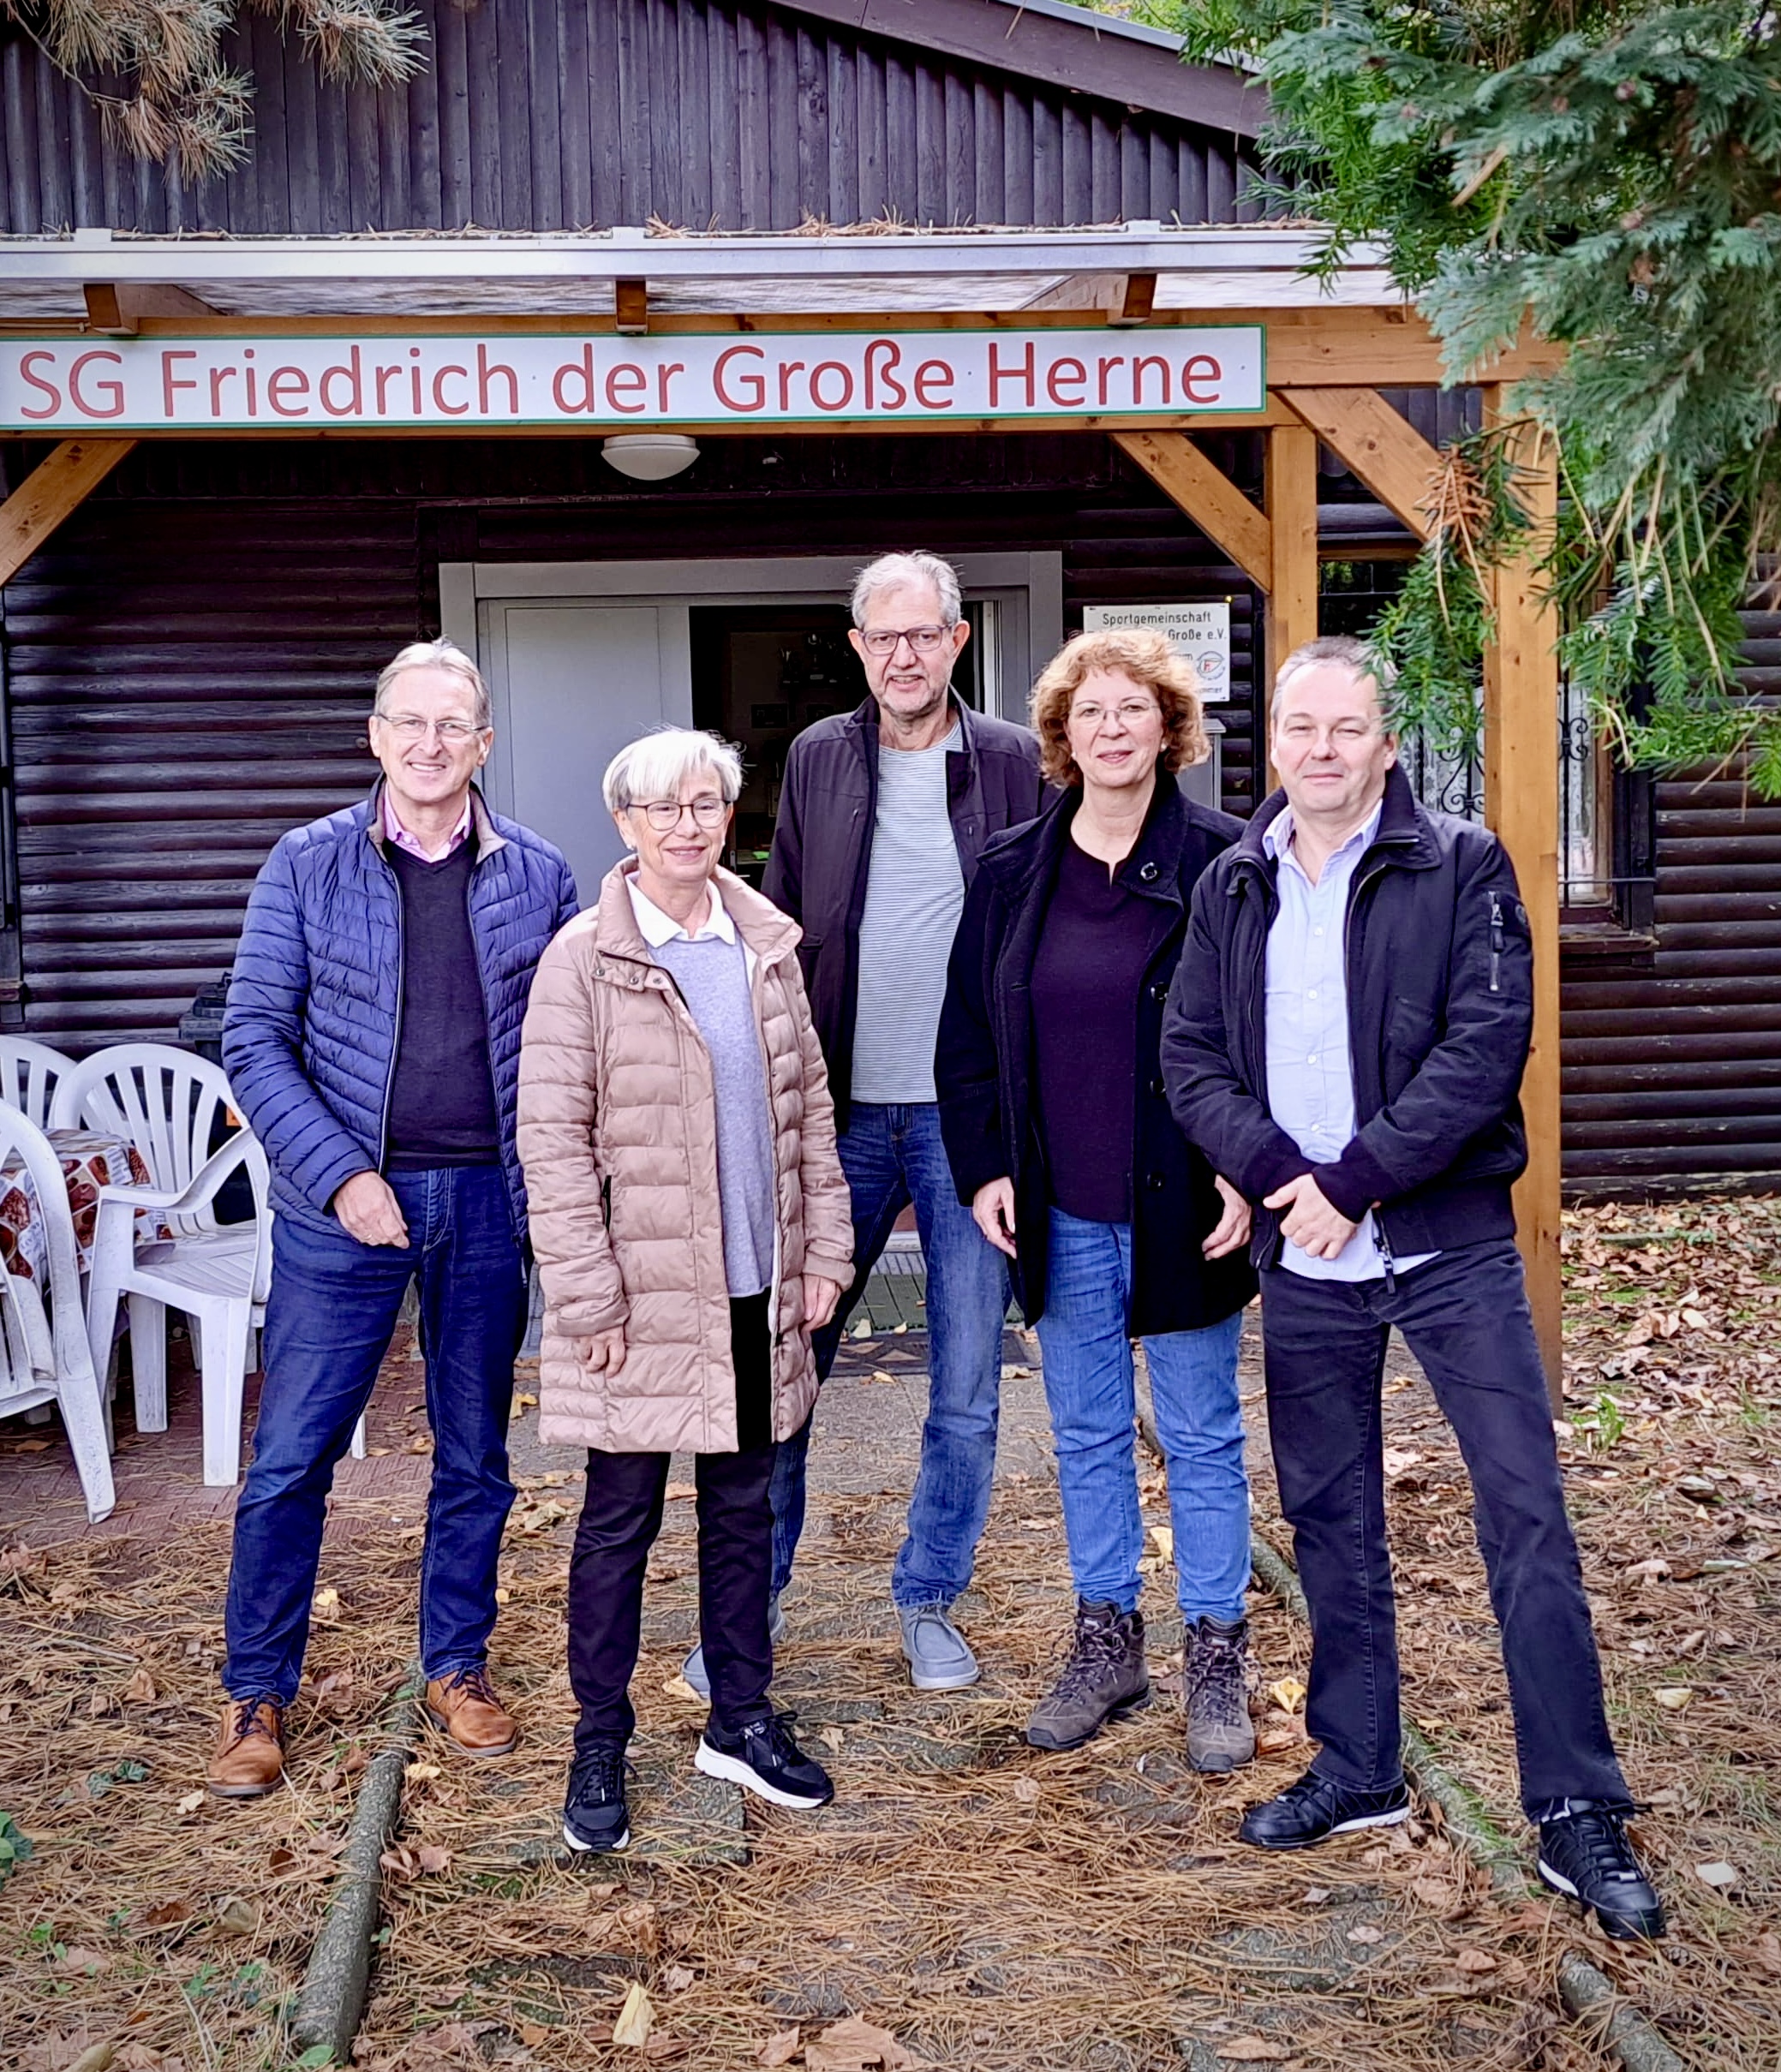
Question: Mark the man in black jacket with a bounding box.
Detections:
[1162,636,1664,1941]
[681,551,1046,1698]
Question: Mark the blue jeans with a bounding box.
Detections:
[223,1165,528,1705]
[772,1101,1007,1609]
[1034,1210,1249,1623]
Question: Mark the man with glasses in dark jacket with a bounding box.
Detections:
[1162,636,1664,1942]
[684,551,1044,1697]
[211,639,577,1799]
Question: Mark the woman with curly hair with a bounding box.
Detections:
[935,628,1258,1767]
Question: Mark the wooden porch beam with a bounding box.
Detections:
[1479,391,1563,1405]
[1264,421,1320,706]
[615,279,649,336]
[0,439,137,587]
[84,283,219,334]
[1111,429,1272,591]
[1279,385,1438,542]
[1111,273,1157,327]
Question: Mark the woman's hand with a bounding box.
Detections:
[574,1330,627,1376]
[971,1178,1019,1258]
[1202,1175,1252,1260]
[802,1273,846,1332]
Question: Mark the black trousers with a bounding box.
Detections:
[1261,1240,1630,1823]
[566,1291,777,1753]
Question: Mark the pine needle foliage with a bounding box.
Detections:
[1150,0,1781,787]
[2,0,427,180]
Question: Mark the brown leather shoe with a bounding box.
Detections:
[425,1666,518,1758]
[208,1698,286,1799]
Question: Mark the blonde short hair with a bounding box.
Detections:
[602,727,744,815]
[374,638,490,728]
[1030,628,1208,787]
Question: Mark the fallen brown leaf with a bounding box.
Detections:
[122,1665,157,1704]
[612,1982,654,2048]
[804,2016,914,2070]
[415,1843,451,1875]
[757,2031,802,2069]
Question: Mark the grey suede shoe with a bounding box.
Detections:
[1184,1613,1256,1773]
[898,1603,981,1692]
[1025,1600,1150,1751]
[681,1593,786,1700]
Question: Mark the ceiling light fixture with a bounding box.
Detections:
[600,433,700,481]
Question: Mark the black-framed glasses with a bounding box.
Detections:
[858,624,950,657]
[633,796,728,831]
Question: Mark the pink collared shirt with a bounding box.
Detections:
[383,791,472,863]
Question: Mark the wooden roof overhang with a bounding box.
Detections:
[0,220,1567,1388]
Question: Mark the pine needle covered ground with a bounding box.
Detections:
[3,1199,1778,2069]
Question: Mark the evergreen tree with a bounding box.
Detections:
[1,1,426,180]
[1145,0,1781,787]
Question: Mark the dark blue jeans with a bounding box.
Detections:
[1261,1239,1630,1823]
[771,1101,1007,1609]
[223,1166,528,1705]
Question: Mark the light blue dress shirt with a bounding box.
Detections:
[1262,803,1436,1283]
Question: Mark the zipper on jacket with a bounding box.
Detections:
[373,848,406,1171]
[1377,1216,1397,1294]
[1488,892,1505,994]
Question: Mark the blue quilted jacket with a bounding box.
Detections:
[223,784,579,1239]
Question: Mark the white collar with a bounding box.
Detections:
[626,875,736,948]
[1264,798,1384,871]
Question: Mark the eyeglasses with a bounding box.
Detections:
[858,624,951,657]
[378,714,486,743]
[632,796,729,831]
[1071,698,1159,728]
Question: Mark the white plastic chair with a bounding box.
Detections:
[0,1037,75,1130]
[67,1044,366,1486]
[0,1106,115,1521]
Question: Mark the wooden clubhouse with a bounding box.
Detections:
[0,0,1773,1387]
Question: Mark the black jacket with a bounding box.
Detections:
[1161,764,1533,1269]
[763,694,1048,1129]
[936,776,1257,1335]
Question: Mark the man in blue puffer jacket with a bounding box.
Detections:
[210,638,577,1799]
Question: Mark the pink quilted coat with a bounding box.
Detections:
[517,860,853,1454]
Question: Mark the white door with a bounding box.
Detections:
[480,600,693,905]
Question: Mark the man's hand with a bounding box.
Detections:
[574,1331,627,1376]
[971,1178,1019,1258]
[1202,1175,1252,1260]
[1262,1172,1359,1260]
[802,1273,846,1332]
[332,1171,409,1248]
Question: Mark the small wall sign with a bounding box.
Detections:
[1081,601,1231,702]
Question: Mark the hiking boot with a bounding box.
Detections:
[898,1603,980,1692]
[563,1743,631,1854]
[1025,1600,1150,1752]
[207,1698,286,1800]
[696,1711,834,1809]
[681,1593,787,1700]
[425,1666,519,1758]
[1538,1802,1666,1942]
[1239,1767,1411,1850]
[1184,1614,1256,1773]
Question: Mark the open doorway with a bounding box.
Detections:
[689,601,988,886]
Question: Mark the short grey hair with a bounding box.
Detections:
[603,727,745,815]
[375,639,491,729]
[1273,634,1396,703]
[850,551,963,629]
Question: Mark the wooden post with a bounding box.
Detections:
[1263,421,1320,759]
[1479,391,1563,1406]
[0,440,137,587]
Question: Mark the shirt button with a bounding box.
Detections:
[1307,1054,1318,1065]
[1307,989,1318,1000]
[1314,926,1324,937]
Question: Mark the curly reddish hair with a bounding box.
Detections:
[1029,627,1209,787]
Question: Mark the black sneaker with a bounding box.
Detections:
[696,1711,834,1809]
[1239,1767,1412,1850]
[562,1743,631,1854]
[1538,1801,1666,1942]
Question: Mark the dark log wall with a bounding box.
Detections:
[1559,605,1781,1191]
[1,433,1259,1054]
[0,0,1255,235]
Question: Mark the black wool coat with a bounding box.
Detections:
[935,775,1258,1336]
